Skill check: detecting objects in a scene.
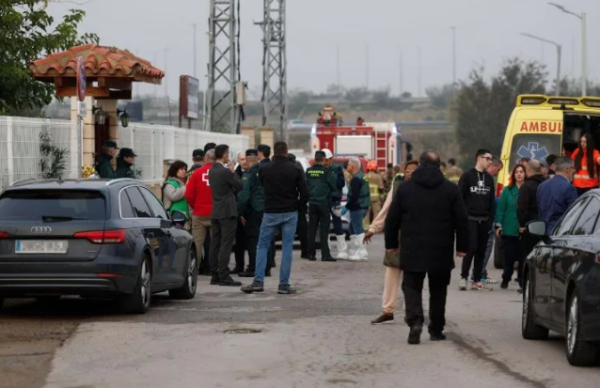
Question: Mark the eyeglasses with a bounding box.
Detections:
[481,156,492,161]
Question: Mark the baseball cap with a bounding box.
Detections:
[246,148,258,157]
[322,148,333,159]
[120,147,137,158]
[192,149,205,159]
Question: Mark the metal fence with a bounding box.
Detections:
[0,116,77,191]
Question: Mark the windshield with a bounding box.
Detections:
[509,134,560,173]
[0,190,106,221]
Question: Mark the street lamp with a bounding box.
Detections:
[117,109,130,128]
[548,2,587,96]
[92,106,107,125]
[521,33,562,95]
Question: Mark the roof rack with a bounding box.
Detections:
[105,178,139,186]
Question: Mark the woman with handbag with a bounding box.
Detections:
[162,160,190,230]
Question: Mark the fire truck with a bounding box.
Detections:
[310,107,405,171]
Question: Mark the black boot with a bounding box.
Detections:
[238,267,255,278]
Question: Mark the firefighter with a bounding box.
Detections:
[306,150,338,262]
[365,160,384,226]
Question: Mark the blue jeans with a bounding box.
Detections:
[349,208,367,235]
[254,212,298,285]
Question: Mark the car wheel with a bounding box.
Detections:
[119,256,152,314]
[493,235,504,269]
[169,249,198,300]
[566,292,598,366]
[522,277,549,340]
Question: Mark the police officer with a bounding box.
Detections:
[306,150,338,262]
[237,149,270,277]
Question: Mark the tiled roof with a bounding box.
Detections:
[30,44,164,84]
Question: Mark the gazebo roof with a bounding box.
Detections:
[30,44,164,84]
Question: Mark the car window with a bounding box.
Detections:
[139,187,169,220]
[120,190,136,218]
[572,197,600,236]
[125,187,153,218]
[553,198,588,237]
[0,190,106,220]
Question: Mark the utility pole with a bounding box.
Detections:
[451,27,456,87]
[417,47,422,97]
[365,44,369,89]
[336,45,340,87]
[255,0,287,140]
[521,33,562,95]
[193,23,197,78]
[399,49,403,95]
[206,0,239,133]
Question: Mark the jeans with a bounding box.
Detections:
[403,271,451,333]
[478,227,495,279]
[254,212,298,285]
[349,208,367,235]
[461,219,490,282]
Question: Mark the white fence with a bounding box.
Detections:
[0,116,249,191]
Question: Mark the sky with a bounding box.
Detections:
[47,0,600,99]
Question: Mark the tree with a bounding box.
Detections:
[325,84,345,96]
[451,58,547,158]
[345,87,369,103]
[426,84,456,109]
[372,86,391,107]
[0,1,99,115]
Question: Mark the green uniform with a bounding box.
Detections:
[186,163,202,179]
[115,158,136,179]
[306,164,337,206]
[95,154,115,179]
[347,171,371,209]
[237,163,265,215]
[306,164,336,260]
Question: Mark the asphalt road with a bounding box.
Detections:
[1,236,600,388]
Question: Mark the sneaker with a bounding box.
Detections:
[408,325,423,345]
[484,277,499,285]
[241,281,264,294]
[500,281,509,289]
[371,313,394,325]
[473,282,484,291]
[278,284,297,294]
[430,332,447,341]
[458,278,467,291]
[219,276,242,287]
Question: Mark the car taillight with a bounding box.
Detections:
[73,230,126,244]
[0,232,8,239]
[496,183,504,198]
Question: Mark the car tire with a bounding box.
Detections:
[169,249,198,300]
[522,277,549,340]
[566,291,598,366]
[493,235,504,269]
[119,256,152,314]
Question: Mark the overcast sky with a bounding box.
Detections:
[48,0,599,98]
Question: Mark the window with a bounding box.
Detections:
[0,190,106,220]
[554,198,588,237]
[125,187,152,218]
[139,187,169,220]
[572,198,600,236]
[120,191,136,218]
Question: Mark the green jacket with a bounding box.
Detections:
[495,185,520,237]
[306,164,337,207]
[329,165,345,199]
[115,158,136,179]
[96,154,115,179]
[164,179,189,218]
[346,171,371,210]
[237,163,264,215]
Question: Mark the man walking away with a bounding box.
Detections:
[96,140,118,179]
[187,149,205,179]
[537,157,577,236]
[366,160,385,226]
[457,149,495,291]
[186,150,216,276]
[385,151,469,344]
[446,158,463,184]
[242,142,309,295]
[237,149,265,277]
[306,150,338,262]
[323,148,348,259]
[517,160,546,289]
[481,157,504,284]
[257,144,276,271]
[345,158,371,261]
[209,145,244,286]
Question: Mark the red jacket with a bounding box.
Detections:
[186,163,213,217]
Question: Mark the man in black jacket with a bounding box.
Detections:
[457,149,496,291]
[385,151,469,344]
[242,141,309,295]
[257,144,277,270]
[209,144,244,286]
[517,159,546,288]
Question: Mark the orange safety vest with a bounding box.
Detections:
[572,148,600,188]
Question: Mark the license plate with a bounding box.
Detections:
[15,240,69,254]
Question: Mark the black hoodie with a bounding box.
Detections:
[457,167,496,221]
[384,165,469,272]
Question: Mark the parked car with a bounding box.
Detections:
[522,190,600,366]
[0,178,197,314]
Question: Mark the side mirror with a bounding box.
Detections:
[170,210,187,228]
[527,220,547,237]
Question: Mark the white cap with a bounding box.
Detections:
[322,148,333,159]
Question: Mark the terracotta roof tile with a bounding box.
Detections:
[30,44,164,84]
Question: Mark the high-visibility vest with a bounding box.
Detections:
[572,149,600,188]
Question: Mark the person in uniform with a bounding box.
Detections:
[306,150,338,262]
[365,160,384,225]
[96,140,118,179]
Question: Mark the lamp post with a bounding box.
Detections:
[549,2,587,96]
[521,33,562,95]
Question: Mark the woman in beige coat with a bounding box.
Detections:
[365,160,418,324]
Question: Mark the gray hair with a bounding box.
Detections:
[527,159,542,173]
[491,157,504,167]
[348,158,360,170]
[554,156,574,172]
[205,149,216,162]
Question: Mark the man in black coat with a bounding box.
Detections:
[209,144,244,286]
[385,151,469,345]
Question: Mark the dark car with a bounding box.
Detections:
[0,178,197,314]
[522,190,600,366]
